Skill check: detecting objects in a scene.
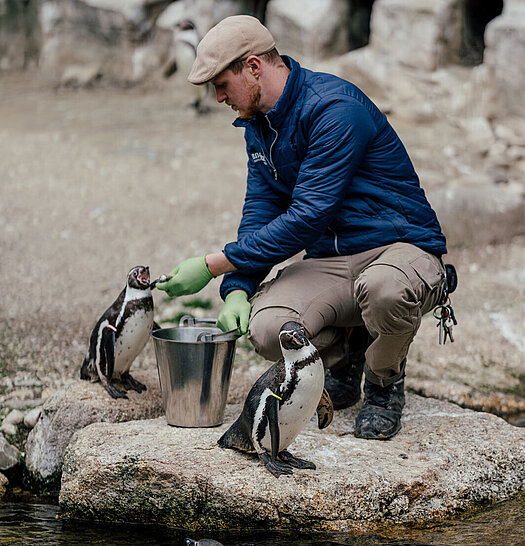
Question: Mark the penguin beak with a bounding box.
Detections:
[292,332,308,347]
[137,268,150,286]
[280,331,308,350]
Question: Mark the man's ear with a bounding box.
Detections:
[245,55,262,78]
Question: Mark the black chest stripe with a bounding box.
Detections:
[116,298,153,336]
[280,351,320,405]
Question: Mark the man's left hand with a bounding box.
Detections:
[156,256,213,297]
[216,290,251,335]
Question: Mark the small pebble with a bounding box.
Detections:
[0,423,17,436]
[24,407,43,429]
[3,409,24,426]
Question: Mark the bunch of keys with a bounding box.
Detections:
[433,303,458,344]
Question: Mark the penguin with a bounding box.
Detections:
[80,265,159,399]
[218,321,334,478]
[163,19,210,114]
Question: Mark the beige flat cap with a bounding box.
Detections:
[188,15,275,85]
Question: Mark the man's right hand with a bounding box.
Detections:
[155,256,212,298]
[216,290,251,335]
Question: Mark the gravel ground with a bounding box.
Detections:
[1,70,523,420]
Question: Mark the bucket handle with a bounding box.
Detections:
[196,328,241,342]
[178,315,217,327]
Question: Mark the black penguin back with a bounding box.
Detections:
[80,288,126,379]
[218,358,286,453]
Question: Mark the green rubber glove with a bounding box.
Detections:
[156,256,213,297]
[216,290,251,335]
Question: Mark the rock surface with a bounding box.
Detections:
[0,0,40,70]
[0,423,17,437]
[25,369,163,489]
[266,0,350,62]
[59,394,525,531]
[484,0,525,119]
[2,409,24,426]
[0,434,21,472]
[370,0,457,71]
[407,240,525,417]
[0,472,7,499]
[38,0,173,83]
[24,407,43,429]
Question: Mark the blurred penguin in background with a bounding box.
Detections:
[164,19,211,114]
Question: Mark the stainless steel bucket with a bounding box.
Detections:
[150,316,239,427]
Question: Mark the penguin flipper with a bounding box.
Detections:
[266,393,280,461]
[316,387,334,430]
[257,393,293,478]
[99,326,128,399]
[102,326,116,379]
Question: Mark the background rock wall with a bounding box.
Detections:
[0,0,41,69]
[0,0,521,125]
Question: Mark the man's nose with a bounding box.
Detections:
[215,89,227,103]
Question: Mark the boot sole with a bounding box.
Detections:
[354,421,401,440]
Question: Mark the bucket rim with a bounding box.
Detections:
[150,326,240,343]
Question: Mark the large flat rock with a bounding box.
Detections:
[59,394,524,531]
[25,369,163,489]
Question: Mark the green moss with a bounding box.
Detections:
[182,298,213,310]
[504,374,525,398]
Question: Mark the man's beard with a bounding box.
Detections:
[238,78,261,120]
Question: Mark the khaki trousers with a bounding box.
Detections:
[248,242,445,383]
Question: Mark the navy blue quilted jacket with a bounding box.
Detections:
[220,56,447,299]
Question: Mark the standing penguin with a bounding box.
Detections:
[218,321,333,477]
[163,19,210,114]
[80,265,158,399]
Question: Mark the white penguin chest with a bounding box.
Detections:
[114,309,153,375]
[260,359,324,452]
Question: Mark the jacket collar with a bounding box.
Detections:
[233,56,304,129]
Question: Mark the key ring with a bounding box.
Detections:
[433,305,449,320]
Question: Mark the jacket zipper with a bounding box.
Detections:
[266,116,279,180]
[328,227,341,255]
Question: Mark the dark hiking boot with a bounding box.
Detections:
[354,376,405,440]
[324,326,371,410]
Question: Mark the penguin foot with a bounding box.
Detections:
[103,380,128,399]
[278,449,316,470]
[120,372,147,393]
[259,453,294,478]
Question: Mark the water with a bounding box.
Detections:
[1,494,523,545]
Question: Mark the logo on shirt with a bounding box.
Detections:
[251,152,268,165]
